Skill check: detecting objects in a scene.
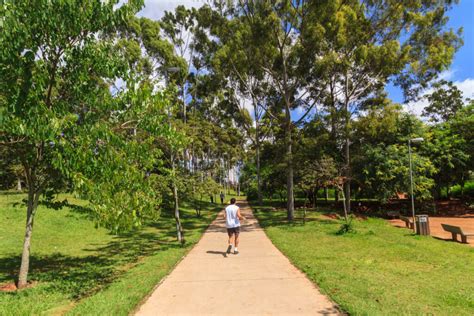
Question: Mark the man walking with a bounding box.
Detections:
[224,198,245,255]
[220,191,225,205]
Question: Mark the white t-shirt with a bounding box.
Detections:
[225,204,240,228]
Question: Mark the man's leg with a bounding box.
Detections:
[235,234,239,247]
[234,229,240,254]
[226,230,234,254]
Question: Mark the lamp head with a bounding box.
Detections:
[410,137,424,143]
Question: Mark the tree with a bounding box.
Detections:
[160,5,196,124]
[0,0,171,288]
[212,1,323,220]
[422,92,473,199]
[208,0,461,220]
[423,80,464,122]
[449,101,474,197]
[303,0,462,215]
[352,104,435,201]
[116,14,191,243]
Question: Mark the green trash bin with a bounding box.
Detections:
[415,215,430,235]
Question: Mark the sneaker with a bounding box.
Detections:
[234,250,239,255]
[226,245,232,254]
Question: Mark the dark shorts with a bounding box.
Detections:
[227,226,240,237]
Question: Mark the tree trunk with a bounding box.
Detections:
[313,188,317,209]
[256,117,263,206]
[18,185,40,288]
[344,136,351,214]
[17,177,22,191]
[286,126,294,221]
[172,181,184,244]
[324,187,328,202]
[339,186,348,221]
[343,74,352,215]
[303,194,308,224]
[170,150,184,244]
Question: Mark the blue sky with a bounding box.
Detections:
[445,0,474,86]
[387,0,474,115]
[139,0,474,118]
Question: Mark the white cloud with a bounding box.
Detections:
[455,78,474,99]
[138,0,206,20]
[438,69,455,81]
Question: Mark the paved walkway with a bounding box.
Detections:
[136,201,339,316]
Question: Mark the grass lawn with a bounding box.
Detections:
[0,191,235,315]
[252,203,474,316]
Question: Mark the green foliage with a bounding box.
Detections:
[356,143,435,201]
[337,215,356,235]
[0,0,177,231]
[423,80,465,122]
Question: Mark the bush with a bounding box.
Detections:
[450,180,474,199]
[337,216,356,235]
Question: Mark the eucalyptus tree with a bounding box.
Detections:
[212,19,273,205]
[0,0,173,287]
[160,5,197,124]
[160,5,237,209]
[302,0,462,214]
[210,1,325,220]
[177,4,251,194]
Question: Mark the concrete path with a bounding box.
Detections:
[135,201,340,316]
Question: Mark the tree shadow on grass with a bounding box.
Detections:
[0,201,219,302]
[0,191,24,196]
[0,253,116,299]
[37,199,97,221]
[0,230,182,300]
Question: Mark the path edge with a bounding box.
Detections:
[248,202,345,315]
[129,210,223,316]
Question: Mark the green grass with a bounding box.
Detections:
[0,191,228,315]
[252,204,474,316]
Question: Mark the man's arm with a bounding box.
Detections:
[237,208,246,221]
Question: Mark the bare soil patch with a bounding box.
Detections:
[0,282,17,292]
[389,215,474,247]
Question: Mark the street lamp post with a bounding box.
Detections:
[408,137,424,233]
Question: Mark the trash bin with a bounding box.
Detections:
[415,215,430,235]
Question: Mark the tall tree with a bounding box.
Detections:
[0,0,170,287]
[303,0,462,213]
[423,80,464,122]
[213,1,321,220]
